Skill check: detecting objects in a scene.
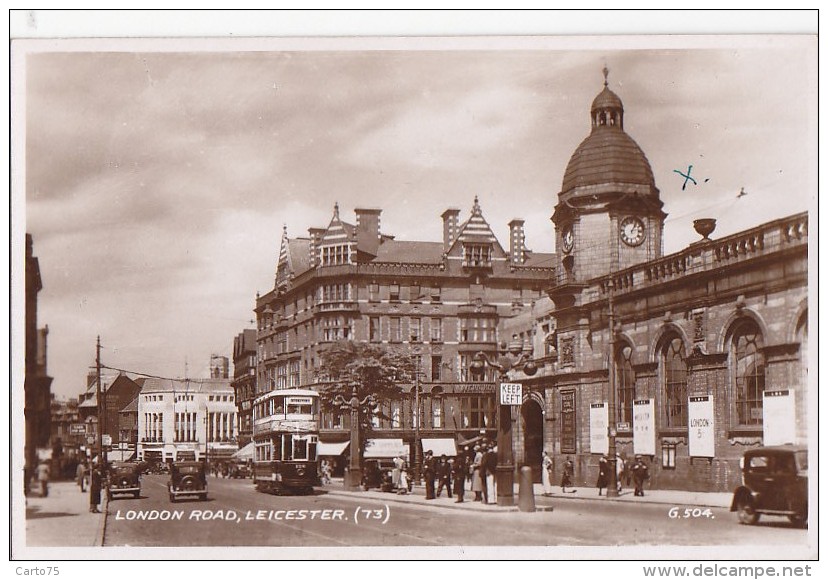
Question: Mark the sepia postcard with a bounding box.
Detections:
[9,12,818,572]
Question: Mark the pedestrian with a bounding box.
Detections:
[436,455,452,498]
[596,454,609,496]
[76,460,87,493]
[398,460,409,495]
[89,460,102,513]
[478,444,491,504]
[471,445,484,501]
[541,451,554,496]
[632,455,649,496]
[483,445,497,504]
[423,450,436,500]
[616,453,625,493]
[35,461,50,498]
[561,455,575,493]
[452,454,466,503]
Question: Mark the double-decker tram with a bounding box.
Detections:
[252,388,320,495]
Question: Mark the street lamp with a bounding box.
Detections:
[332,384,377,491]
[470,335,538,507]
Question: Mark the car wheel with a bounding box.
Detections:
[736,498,759,525]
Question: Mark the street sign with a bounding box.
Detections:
[70,423,86,435]
[617,422,631,431]
[102,434,112,447]
[500,383,522,405]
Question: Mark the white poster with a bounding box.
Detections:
[763,390,796,445]
[633,398,655,456]
[688,396,715,457]
[589,402,608,454]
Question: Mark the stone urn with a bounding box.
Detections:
[693,218,717,241]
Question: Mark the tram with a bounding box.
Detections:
[251,388,320,494]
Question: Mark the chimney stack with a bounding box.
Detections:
[508,219,526,265]
[355,208,382,257]
[441,208,461,252]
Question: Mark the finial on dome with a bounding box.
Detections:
[333,201,340,218]
[603,66,609,87]
[282,223,288,235]
[472,195,481,215]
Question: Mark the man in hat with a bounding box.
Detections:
[423,450,436,500]
[435,454,452,498]
[631,455,649,497]
[597,454,609,496]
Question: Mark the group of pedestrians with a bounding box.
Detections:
[74,457,105,513]
[540,450,651,497]
[420,443,498,504]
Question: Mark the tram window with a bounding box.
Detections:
[308,440,317,462]
[283,434,294,461]
[276,405,284,415]
[294,437,308,460]
[287,403,312,415]
[272,435,282,460]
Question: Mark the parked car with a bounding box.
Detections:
[730,445,808,527]
[168,461,208,502]
[229,462,252,479]
[361,458,412,493]
[107,462,142,500]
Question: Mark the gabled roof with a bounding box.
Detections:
[447,197,506,255]
[119,398,139,413]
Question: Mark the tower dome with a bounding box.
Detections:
[560,68,657,200]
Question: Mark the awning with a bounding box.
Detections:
[364,438,408,459]
[422,438,457,457]
[317,441,350,456]
[232,441,255,460]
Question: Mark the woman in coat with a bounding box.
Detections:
[596,454,609,496]
[541,451,554,496]
[471,446,484,501]
[89,463,102,513]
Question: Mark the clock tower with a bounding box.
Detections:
[552,68,666,284]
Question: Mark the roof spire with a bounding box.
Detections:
[603,65,609,87]
[472,195,482,215]
[333,201,340,219]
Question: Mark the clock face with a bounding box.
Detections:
[561,227,574,253]
[620,217,646,246]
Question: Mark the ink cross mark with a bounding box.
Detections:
[673,165,698,190]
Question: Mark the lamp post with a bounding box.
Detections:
[413,369,422,485]
[471,336,538,507]
[332,384,377,491]
[606,283,619,498]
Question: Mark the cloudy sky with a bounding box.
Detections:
[17,36,815,399]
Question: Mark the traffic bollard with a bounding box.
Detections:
[518,465,536,512]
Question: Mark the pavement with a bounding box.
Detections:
[21,476,732,547]
[23,480,109,547]
[322,478,733,513]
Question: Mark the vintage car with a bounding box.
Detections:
[361,458,412,493]
[229,462,252,479]
[730,445,808,527]
[106,462,142,500]
[168,461,208,502]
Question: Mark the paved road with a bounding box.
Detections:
[103,475,808,548]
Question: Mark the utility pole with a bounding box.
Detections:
[89,336,104,512]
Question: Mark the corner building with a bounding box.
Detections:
[505,73,809,493]
[255,199,553,453]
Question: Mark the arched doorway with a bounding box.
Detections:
[521,400,544,482]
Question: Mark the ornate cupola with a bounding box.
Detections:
[551,68,666,287]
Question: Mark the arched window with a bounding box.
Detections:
[731,320,765,427]
[662,336,688,428]
[616,344,635,426]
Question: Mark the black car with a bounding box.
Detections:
[107,462,142,500]
[168,461,208,502]
[730,445,808,527]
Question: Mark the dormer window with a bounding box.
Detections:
[463,244,492,268]
[321,244,350,266]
